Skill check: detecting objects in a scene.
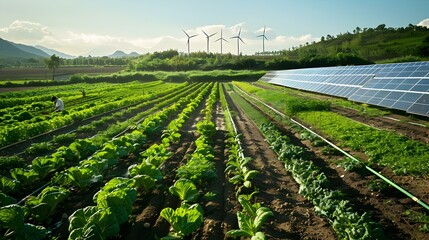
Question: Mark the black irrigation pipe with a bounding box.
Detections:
[233,83,429,212]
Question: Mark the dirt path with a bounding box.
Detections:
[235,85,429,240]
[226,88,336,239]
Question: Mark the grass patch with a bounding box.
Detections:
[227,84,269,126]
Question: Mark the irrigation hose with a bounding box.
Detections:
[233,83,429,212]
[225,104,245,159]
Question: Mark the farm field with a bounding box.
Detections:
[0,66,125,81]
[1,76,429,240]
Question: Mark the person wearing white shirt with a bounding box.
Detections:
[51,96,64,112]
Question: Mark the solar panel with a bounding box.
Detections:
[261,61,429,116]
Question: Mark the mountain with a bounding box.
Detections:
[11,42,49,58]
[128,51,140,57]
[35,45,75,59]
[108,50,140,58]
[0,38,44,59]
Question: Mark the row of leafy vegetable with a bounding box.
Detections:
[0,81,181,148]
[219,83,274,240]
[229,84,386,239]
[0,82,203,196]
[260,123,385,240]
[0,81,163,126]
[0,83,212,240]
[158,83,218,239]
[67,82,215,239]
[1,81,197,167]
[0,82,206,197]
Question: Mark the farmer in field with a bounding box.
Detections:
[51,96,64,112]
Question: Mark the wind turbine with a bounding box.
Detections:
[231,27,244,55]
[183,29,197,54]
[257,26,268,54]
[215,29,228,54]
[202,30,216,53]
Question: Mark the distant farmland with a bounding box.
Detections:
[0,66,124,80]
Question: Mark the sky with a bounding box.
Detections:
[1,0,429,57]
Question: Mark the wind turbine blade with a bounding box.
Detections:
[223,38,229,43]
[231,36,238,39]
[209,33,216,37]
[239,37,245,44]
[202,30,208,37]
[182,29,190,38]
[190,34,198,38]
[264,36,268,40]
[238,27,242,36]
[257,34,263,38]
[263,26,266,35]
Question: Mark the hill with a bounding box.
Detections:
[281,24,429,62]
[0,38,44,59]
[11,42,49,58]
[35,45,75,59]
[108,50,140,58]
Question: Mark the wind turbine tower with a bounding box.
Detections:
[202,30,216,53]
[257,26,268,54]
[231,27,244,55]
[183,29,197,54]
[215,29,228,54]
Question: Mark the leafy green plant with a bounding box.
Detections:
[128,162,163,180]
[0,176,18,194]
[31,156,65,179]
[160,203,204,239]
[0,204,48,239]
[9,168,39,185]
[404,210,429,233]
[336,157,367,173]
[52,133,76,144]
[0,156,25,171]
[196,120,216,137]
[132,175,157,193]
[68,206,120,240]
[77,124,96,132]
[140,143,171,167]
[0,192,16,207]
[25,142,55,155]
[169,179,200,203]
[203,191,217,201]
[366,179,391,192]
[227,196,273,239]
[66,166,103,188]
[93,177,137,225]
[25,186,70,222]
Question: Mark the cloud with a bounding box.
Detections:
[417,18,429,28]
[0,20,320,56]
[255,27,273,34]
[0,20,51,41]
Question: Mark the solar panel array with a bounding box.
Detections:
[260,61,429,116]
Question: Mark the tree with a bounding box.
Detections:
[44,54,61,80]
[418,36,429,57]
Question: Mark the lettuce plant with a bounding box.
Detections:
[160,203,204,239]
[68,206,119,240]
[25,186,70,222]
[227,199,273,239]
[9,168,39,185]
[0,204,48,239]
[169,179,200,203]
[0,176,18,194]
